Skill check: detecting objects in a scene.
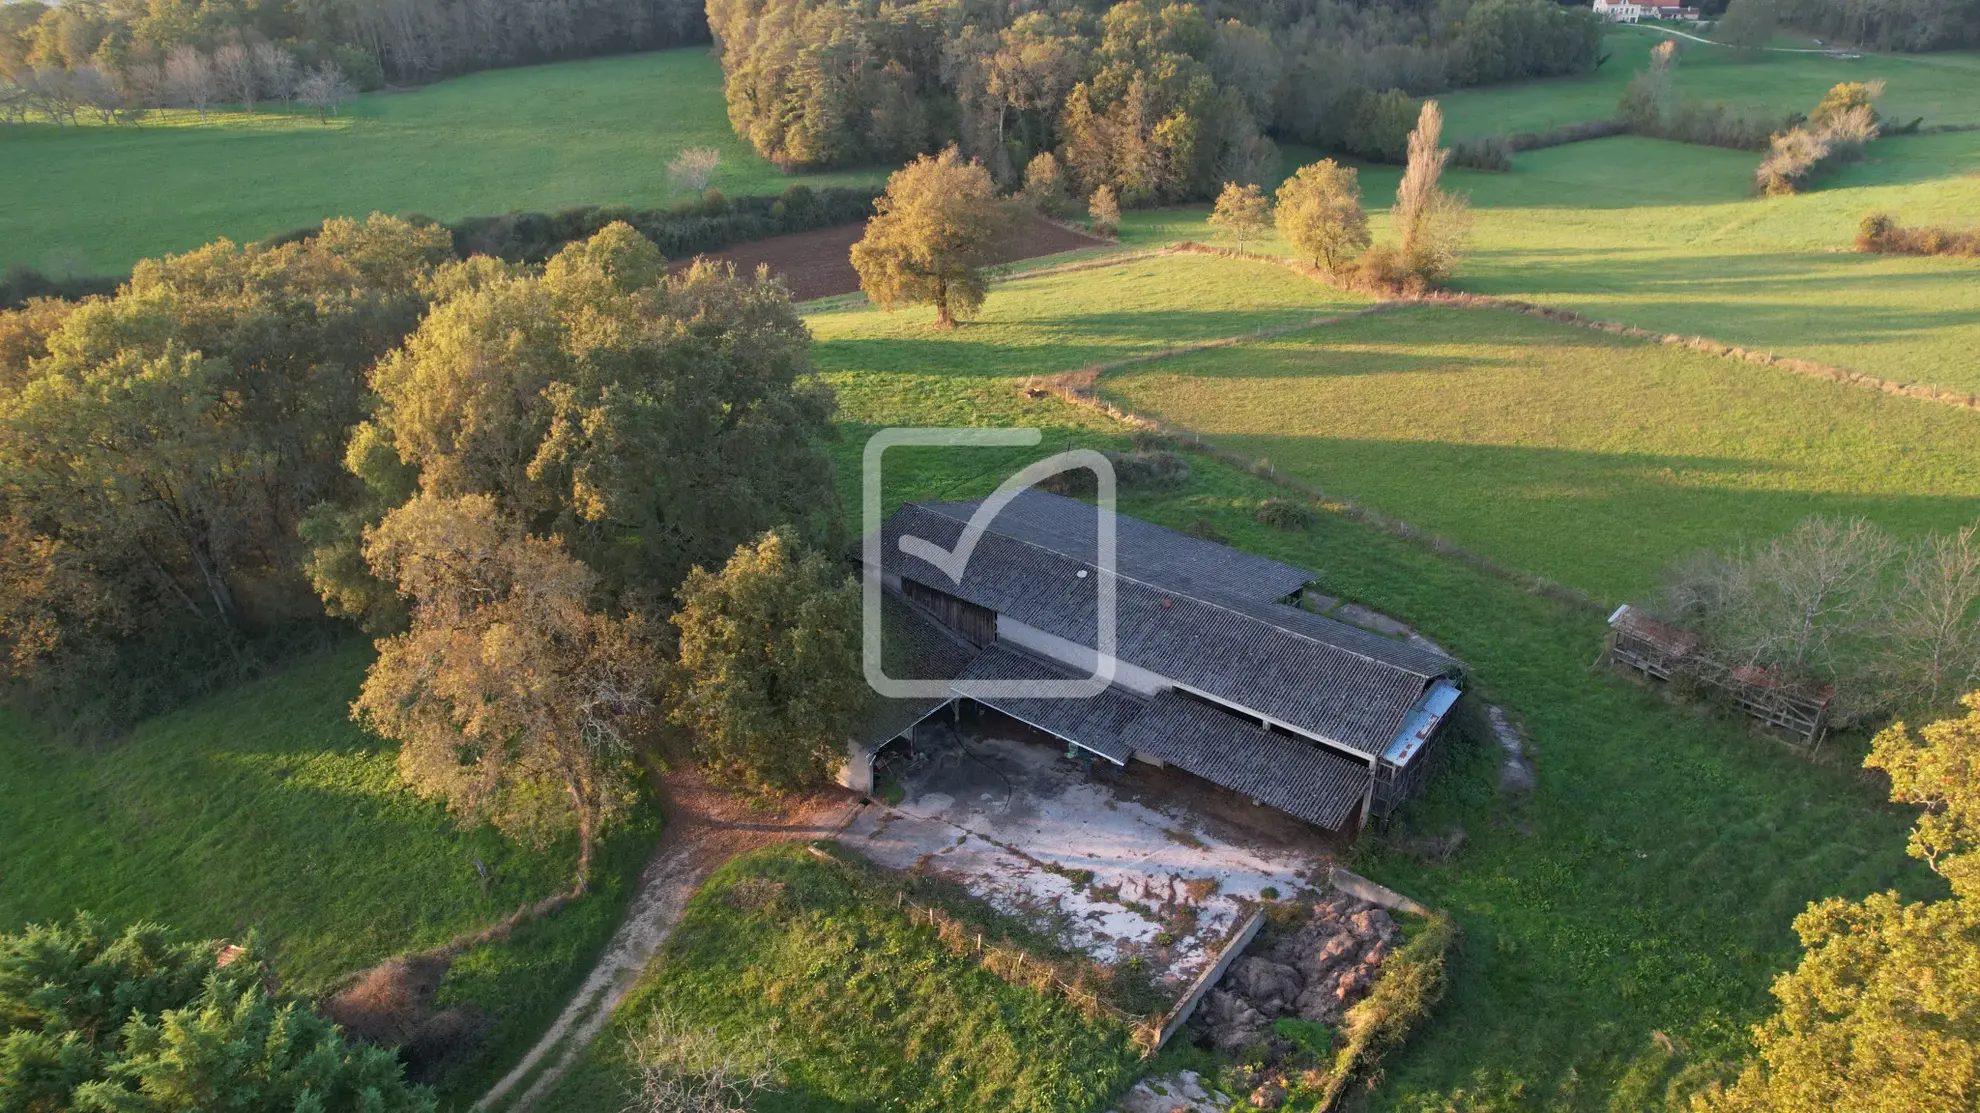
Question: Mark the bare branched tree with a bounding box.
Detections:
[297,64,356,122]
[1392,99,1470,282]
[252,43,299,106]
[1883,524,1980,710]
[624,1010,787,1113]
[121,62,166,111]
[213,42,258,113]
[668,147,722,193]
[163,45,217,122]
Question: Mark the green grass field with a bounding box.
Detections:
[541,846,1143,1112]
[1122,125,1980,394]
[1102,299,1980,602]
[1437,28,1980,139]
[0,49,877,276]
[800,260,1939,1110]
[812,255,1980,605]
[0,641,657,1107]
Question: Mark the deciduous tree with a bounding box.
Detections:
[1693,694,1980,1113]
[355,223,840,608]
[354,492,656,884]
[1717,0,1779,56]
[668,146,722,193]
[161,44,213,121]
[297,62,354,121]
[668,530,865,793]
[850,147,1014,328]
[212,40,256,112]
[1089,184,1120,238]
[1275,159,1369,273]
[1208,180,1269,254]
[1393,99,1470,282]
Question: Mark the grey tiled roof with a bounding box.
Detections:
[921,489,1313,602]
[1131,691,1371,830]
[882,501,1458,756]
[953,646,1371,830]
[953,645,1144,763]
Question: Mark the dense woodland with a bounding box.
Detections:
[1777,0,1980,49]
[0,217,848,752]
[708,0,1604,198]
[0,0,707,114]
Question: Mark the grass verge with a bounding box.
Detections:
[538,844,1145,1112]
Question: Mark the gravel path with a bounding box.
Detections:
[473,774,858,1113]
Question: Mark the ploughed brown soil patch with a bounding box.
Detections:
[672,213,1109,302]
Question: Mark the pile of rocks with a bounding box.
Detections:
[1189,892,1400,1054]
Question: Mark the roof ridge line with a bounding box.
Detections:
[908,500,1444,677]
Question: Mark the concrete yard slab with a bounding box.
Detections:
[841,713,1336,985]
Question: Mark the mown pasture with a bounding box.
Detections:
[1437,28,1980,139]
[1123,125,1980,393]
[1102,298,1980,602]
[0,49,875,276]
[795,259,1937,1108]
[0,641,657,1106]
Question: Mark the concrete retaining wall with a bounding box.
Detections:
[1329,866,1431,917]
[1155,908,1266,1050]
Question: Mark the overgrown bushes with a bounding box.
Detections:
[1754,106,1876,195]
[1857,211,1980,256]
[1657,516,1980,722]
[1509,119,1625,151]
[1448,134,1512,172]
[1754,82,1883,195]
[1316,911,1460,1110]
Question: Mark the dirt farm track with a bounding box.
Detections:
[675,213,1110,302]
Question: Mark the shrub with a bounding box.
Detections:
[1509,119,1623,150]
[1111,449,1191,489]
[1449,134,1512,172]
[1255,498,1315,531]
[1041,450,1190,495]
[1858,211,1980,256]
[1185,518,1229,544]
[1088,186,1120,238]
[1022,152,1071,216]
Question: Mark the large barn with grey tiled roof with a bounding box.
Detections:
[856,490,1466,834]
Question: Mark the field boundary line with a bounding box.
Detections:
[1160,242,1980,415]
[1031,299,1608,617]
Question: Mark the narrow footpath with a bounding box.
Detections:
[473,773,858,1113]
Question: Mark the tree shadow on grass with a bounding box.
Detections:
[1165,431,1980,601]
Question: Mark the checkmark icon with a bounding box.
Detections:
[861,428,1119,700]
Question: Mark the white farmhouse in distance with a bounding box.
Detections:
[1593,0,1644,21]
